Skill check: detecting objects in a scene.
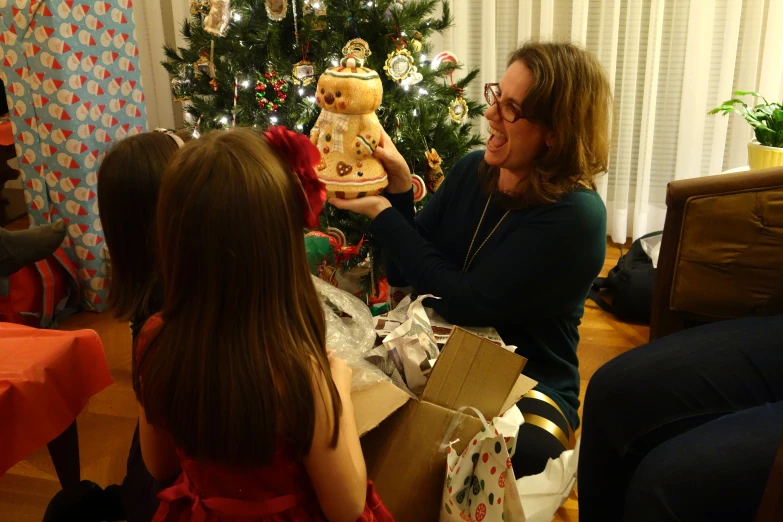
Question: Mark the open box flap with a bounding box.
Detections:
[421,328,527,419]
[501,373,538,414]
[352,379,412,436]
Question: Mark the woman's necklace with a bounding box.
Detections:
[462,195,510,272]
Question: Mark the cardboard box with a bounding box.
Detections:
[352,328,536,522]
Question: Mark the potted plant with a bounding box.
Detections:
[710,91,783,170]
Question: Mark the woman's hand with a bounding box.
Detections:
[374,127,412,194]
[329,196,391,219]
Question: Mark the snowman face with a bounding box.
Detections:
[315,72,383,116]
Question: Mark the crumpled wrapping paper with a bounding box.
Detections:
[377,293,511,349]
[367,293,439,395]
[515,437,581,522]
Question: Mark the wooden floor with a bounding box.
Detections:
[0,229,648,521]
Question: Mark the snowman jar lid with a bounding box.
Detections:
[322,38,379,80]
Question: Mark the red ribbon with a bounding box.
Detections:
[264,126,326,229]
[157,472,305,521]
[334,236,365,266]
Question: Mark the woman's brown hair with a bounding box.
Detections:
[98,131,191,322]
[133,128,339,465]
[482,41,613,207]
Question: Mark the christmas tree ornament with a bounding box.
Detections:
[326,227,347,249]
[425,148,444,192]
[411,174,427,202]
[384,48,416,82]
[431,51,458,70]
[311,41,387,199]
[255,71,289,111]
[209,78,219,91]
[265,0,288,21]
[411,32,423,53]
[203,0,230,36]
[291,0,299,40]
[194,50,213,77]
[449,95,468,123]
[233,77,238,127]
[292,42,316,86]
[292,60,316,85]
[342,38,371,61]
[303,0,327,30]
[432,50,458,83]
[171,77,193,101]
[384,0,406,20]
[400,71,423,87]
[190,0,210,16]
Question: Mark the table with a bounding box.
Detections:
[0,323,113,486]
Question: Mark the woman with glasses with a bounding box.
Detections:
[332,41,612,476]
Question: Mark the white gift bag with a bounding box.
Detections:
[440,407,526,522]
[515,437,580,522]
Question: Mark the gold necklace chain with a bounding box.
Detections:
[462,195,510,272]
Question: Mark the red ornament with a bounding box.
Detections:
[272,103,279,110]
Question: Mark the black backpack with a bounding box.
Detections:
[588,231,662,324]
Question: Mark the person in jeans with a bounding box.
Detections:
[578,314,783,522]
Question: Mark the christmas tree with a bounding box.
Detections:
[165,0,483,297]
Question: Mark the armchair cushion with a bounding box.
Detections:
[672,188,783,318]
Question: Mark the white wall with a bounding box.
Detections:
[134,0,178,129]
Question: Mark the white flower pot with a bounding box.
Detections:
[747,140,783,170]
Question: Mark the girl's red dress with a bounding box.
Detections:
[137,315,393,522]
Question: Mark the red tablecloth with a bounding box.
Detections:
[0,323,113,475]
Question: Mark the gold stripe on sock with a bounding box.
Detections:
[523,413,570,450]
[522,390,577,449]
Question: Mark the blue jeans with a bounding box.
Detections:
[579,315,783,522]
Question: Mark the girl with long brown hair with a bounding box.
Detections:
[98,129,190,522]
[133,127,391,522]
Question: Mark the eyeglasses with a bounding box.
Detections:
[484,83,525,123]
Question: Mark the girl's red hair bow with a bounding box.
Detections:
[264,126,326,230]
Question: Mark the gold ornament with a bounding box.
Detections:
[209,78,219,91]
[190,0,209,16]
[411,32,423,53]
[291,60,316,86]
[265,0,288,21]
[425,148,444,192]
[449,96,468,123]
[342,38,372,61]
[384,48,416,82]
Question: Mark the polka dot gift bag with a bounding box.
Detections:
[441,407,525,522]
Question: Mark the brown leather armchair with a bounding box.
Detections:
[650,166,783,341]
